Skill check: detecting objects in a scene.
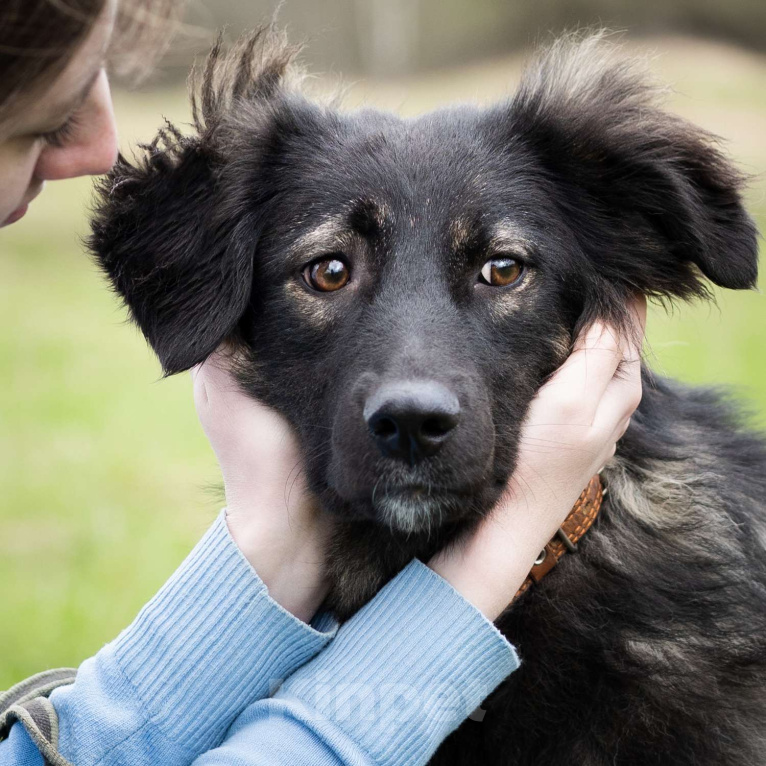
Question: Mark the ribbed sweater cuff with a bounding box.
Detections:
[277,559,519,766]
[107,510,337,752]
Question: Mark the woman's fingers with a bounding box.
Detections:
[535,321,624,425]
[192,348,238,397]
[592,357,643,432]
[539,294,647,424]
[592,295,647,432]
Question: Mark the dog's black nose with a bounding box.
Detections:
[364,381,460,465]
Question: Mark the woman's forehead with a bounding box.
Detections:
[0,0,115,137]
[42,0,116,117]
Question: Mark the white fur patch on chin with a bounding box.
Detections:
[375,492,447,535]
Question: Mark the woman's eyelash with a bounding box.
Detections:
[39,112,82,148]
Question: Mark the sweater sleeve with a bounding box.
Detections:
[192,560,520,766]
[0,511,337,766]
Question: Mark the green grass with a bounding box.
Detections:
[1,37,765,688]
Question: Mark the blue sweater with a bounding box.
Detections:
[0,512,519,765]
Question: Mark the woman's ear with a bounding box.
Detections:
[491,32,759,300]
[88,27,302,375]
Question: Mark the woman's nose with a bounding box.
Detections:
[34,70,118,181]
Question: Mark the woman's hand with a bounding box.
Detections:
[429,297,647,621]
[192,350,333,623]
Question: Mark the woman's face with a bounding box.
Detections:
[0,2,118,227]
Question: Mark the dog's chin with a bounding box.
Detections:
[372,488,466,535]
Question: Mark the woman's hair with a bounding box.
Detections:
[0,0,181,114]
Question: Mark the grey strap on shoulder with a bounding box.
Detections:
[0,668,77,766]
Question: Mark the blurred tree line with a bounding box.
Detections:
[176,0,766,79]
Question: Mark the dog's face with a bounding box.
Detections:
[91,31,758,573]
[238,109,582,534]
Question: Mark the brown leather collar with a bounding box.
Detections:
[514,474,604,601]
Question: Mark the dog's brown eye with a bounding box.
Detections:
[480,257,523,287]
[304,258,350,292]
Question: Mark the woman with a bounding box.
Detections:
[0,1,645,763]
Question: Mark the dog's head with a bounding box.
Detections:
[91,30,758,545]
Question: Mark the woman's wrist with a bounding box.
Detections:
[225,500,331,624]
[428,499,555,621]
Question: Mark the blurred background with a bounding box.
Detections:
[1,0,765,687]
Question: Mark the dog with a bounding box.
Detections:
[89,28,766,765]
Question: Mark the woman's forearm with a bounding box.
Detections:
[1,529,519,766]
[0,512,336,766]
[192,560,519,766]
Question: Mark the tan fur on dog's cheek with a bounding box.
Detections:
[485,272,535,321]
[284,281,338,328]
[547,328,571,366]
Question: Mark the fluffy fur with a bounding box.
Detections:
[89,28,765,764]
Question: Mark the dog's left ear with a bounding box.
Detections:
[493,33,759,299]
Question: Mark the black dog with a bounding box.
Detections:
[90,29,766,765]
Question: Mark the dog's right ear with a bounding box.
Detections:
[90,137,252,375]
[89,28,302,375]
